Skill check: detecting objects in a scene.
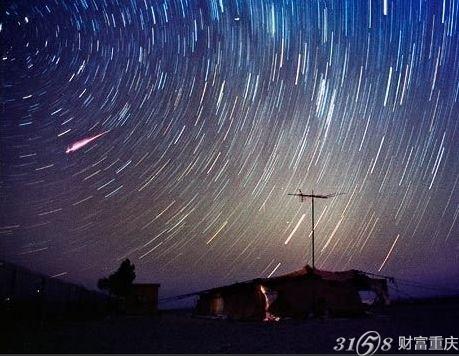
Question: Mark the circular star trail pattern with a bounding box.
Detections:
[1,0,458,295]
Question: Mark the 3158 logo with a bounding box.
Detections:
[333,331,393,355]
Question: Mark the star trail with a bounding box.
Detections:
[1,0,458,297]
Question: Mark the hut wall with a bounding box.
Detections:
[268,278,364,317]
[194,293,224,317]
[222,286,266,320]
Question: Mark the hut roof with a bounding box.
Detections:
[198,265,372,296]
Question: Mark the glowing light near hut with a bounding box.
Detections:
[260,285,280,322]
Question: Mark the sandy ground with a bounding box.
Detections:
[2,301,458,353]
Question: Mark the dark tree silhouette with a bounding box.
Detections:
[97,259,136,297]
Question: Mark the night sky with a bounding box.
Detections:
[1,0,458,298]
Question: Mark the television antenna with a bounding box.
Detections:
[287,189,344,269]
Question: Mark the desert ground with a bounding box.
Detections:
[1,299,458,354]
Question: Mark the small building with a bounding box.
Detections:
[193,265,389,321]
[125,283,160,315]
[0,261,109,321]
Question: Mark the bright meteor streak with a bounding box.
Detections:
[284,214,306,245]
[65,131,109,154]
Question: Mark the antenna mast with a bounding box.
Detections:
[311,190,315,269]
[287,189,343,269]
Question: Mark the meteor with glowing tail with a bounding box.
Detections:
[65,131,109,154]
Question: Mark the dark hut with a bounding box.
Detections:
[125,283,160,315]
[194,265,389,320]
[195,281,266,320]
